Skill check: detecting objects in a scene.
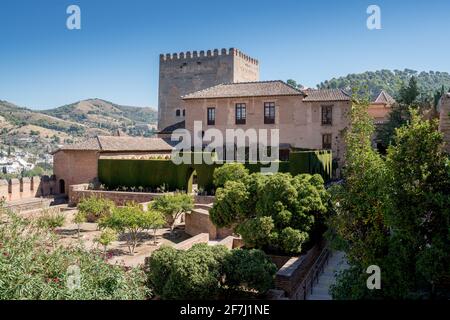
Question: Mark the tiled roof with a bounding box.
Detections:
[182,81,304,99]
[302,89,351,102]
[53,136,174,153]
[374,90,396,105]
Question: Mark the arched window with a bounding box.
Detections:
[176,109,181,117]
[182,109,186,117]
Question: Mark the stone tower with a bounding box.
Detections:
[158,48,260,131]
[438,93,450,154]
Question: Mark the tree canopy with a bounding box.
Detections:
[210,165,329,254]
[327,94,450,299]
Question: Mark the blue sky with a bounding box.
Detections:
[0,0,449,110]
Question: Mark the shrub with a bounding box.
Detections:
[213,163,249,188]
[0,210,150,300]
[222,248,277,293]
[145,244,276,300]
[36,209,65,230]
[77,196,115,223]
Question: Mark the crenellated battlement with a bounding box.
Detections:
[160,47,259,65]
[158,47,260,130]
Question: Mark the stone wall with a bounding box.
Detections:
[0,176,56,202]
[53,150,100,195]
[274,244,323,299]
[158,48,259,130]
[185,208,233,240]
[68,184,170,206]
[173,233,209,250]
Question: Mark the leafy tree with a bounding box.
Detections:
[327,94,390,299]
[213,163,249,188]
[328,97,450,299]
[77,196,115,222]
[210,181,250,228]
[287,79,303,89]
[211,172,328,254]
[236,216,275,249]
[73,210,86,238]
[99,202,155,254]
[152,193,194,236]
[148,209,166,245]
[95,228,117,257]
[378,77,420,148]
[383,109,450,298]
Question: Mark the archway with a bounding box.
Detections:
[59,179,65,194]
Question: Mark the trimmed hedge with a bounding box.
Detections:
[98,151,332,193]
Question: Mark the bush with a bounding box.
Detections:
[0,210,150,300]
[77,196,115,223]
[223,248,277,293]
[145,244,276,300]
[213,163,249,188]
[36,209,65,230]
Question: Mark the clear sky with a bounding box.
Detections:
[1,0,449,110]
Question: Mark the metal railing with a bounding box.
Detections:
[296,245,331,300]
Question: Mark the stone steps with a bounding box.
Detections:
[306,251,349,300]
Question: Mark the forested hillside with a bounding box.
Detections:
[317,69,450,99]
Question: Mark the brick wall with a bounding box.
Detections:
[274,244,323,299]
[185,208,233,240]
[68,184,170,206]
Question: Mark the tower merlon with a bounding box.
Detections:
[159,48,259,65]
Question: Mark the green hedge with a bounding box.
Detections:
[98,150,332,193]
[98,159,191,191]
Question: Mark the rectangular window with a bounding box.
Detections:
[322,134,332,150]
[207,107,215,125]
[264,102,275,124]
[321,105,333,125]
[235,103,246,125]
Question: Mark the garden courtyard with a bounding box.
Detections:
[18,206,192,267]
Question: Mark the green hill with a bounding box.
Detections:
[317,69,450,100]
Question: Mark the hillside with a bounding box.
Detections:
[41,99,157,134]
[0,99,158,158]
[317,69,450,100]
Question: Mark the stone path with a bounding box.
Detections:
[306,251,349,300]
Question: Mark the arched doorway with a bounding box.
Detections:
[59,179,65,194]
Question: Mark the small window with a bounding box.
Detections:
[322,105,333,125]
[322,134,332,150]
[182,109,186,117]
[235,103,246,125]
[207,107,216,125]
[264,102,275,124]
[176,109,181,117]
